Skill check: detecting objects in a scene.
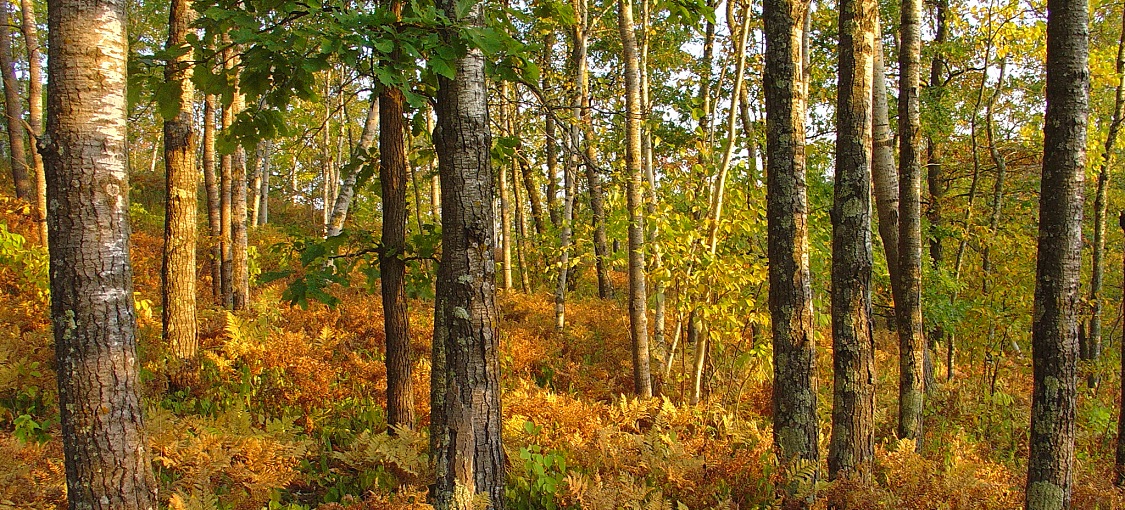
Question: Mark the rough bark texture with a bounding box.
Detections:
[764,0,819,487]
[161,0,198,378]
[203,95,222,300]
[620,0,651,399]
[326,100,380,237]
[429,0,506,502]
[43,0,159,503]
[1025,0,1087,505]
[1,0,29,200]
[1117,210,1125,486]
[380,82,415,431]
[19,0,46,244]
[828,0,876,480]
[896,0,925,447]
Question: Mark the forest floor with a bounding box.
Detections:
[1,200,1125,509]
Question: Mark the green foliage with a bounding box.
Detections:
[0,223,48,301]
[508,420,573,510]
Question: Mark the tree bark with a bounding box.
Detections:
[925,0,949,382]
[828,0,876,480]
[1088,5,1125,389]
[19,0,46,244]
[326,99,380,237]
[544,33,561,229]
[871,17,899,289]
[43,0,158,502]
[620,0,651,399]
[1025,0,1087,505]
[256,139,272,226]
[1,0,29,200]
[896,0,925,448]
[380,74,415,431]
[429,0,506,503]
[203,95,222,300]
[230,77,250,310]
[1115,210,1125,486]
[764,0,819,488]
[162,0,199,383]
[982,59,1008,276]
[574,0,613,299]
[219,47,234,308]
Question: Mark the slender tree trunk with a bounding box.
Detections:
[955,38,992,280]
[544,32,561,229]
[326,99,380,237]
[982,59,1008,276]
[555,140,576,329]
[926,0,949,383]
[620,0,651,399]
[1,0,29,200]
[640,0,667,386]
[162,0,198,384]
[764,0,819,489]
[1088,6,1125,390]
[231,79,250,310]
[19,0,46,244]
[258,139,272,225]
[430,0,506,501]
[203,95,222,300]
[828,0,876,480]
[43,0,158,502]
[896,0,925,448]
[1115,210,1125,486]
[575,0,613,298]
[871,18,899,288]
[380,64,416,431]
[1025,0,1087,505]
[498,115,513,290]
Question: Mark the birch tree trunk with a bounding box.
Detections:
[326,99,380,237]
[19,0,46,245]
[871,17,899,288]
[43,0,158,501]
[203,95,222,300]
[1025,0,1087,504]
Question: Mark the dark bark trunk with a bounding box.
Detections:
[1115,210,1125,486]
[430,0,506,503]
[162,0,199,383]
[764,0,819,490]
[896,0,925,448]
[828,0,876,480]
[1025,0,1087,505]
[380,81,415,431]
[43,0,158,502]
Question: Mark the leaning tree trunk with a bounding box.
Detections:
[43,0,159,503]
[429,0,506,503]
[1025,0,1087,505]
[828,0,876,480]
[764,0,819,493]
[871,17,899,289]
[326,99,380,237]
[896,0,926,448]
[19,0,46,244]
[0,0,29,200]
[619,0,651,399]
[161,0,198,384]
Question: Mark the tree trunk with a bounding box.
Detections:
[162,0,198,384]
[544,33,561,229]
[575,0,613,299]
[326,99,380,237]
[896,0,925,448]
[1088,5,1125,390]
[0,0,29,200]
[828,0,876,480]
[19,0,46,245]
[498,119,513,290]
[982,59,1008,276]
[43,0,158,502]
[620,0,651,399]
[257,139,272,226]
[203,95,222,300]
[219,47,235,308]
[1025,0,1087,505]
[764,0,819,488]
[1115,210,1125,486]
[871,18,899,289]
[430,0,506,503]
[380,75,415,431]
[926,0,949,383]
[230,78,250,310]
